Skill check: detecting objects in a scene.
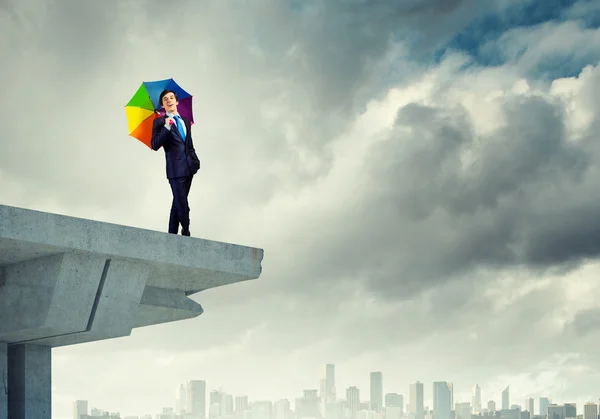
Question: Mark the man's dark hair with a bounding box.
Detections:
[159,89,178,107]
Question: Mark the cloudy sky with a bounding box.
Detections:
[2,0,600,417]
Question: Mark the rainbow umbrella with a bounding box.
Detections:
[125,78,194,148]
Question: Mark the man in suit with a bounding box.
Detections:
[151,89,200,236]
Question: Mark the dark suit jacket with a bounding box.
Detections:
[151,115,200,179]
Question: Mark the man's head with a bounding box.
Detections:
[159,89,178,114]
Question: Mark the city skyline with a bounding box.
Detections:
[71,364,599,418]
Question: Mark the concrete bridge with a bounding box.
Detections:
[0,204,264,419]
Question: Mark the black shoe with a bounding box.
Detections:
[181,230,191,236]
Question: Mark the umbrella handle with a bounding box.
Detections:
[156,110,175,125]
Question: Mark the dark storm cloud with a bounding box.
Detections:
[285,0,472,112]
[270,0,514,125]
[196,0,524,187]
[276,77,600,301]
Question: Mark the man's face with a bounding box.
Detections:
[162,92,178,113]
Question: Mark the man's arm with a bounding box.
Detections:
[151,117,170,151]
[187,128,200,161]
[189,135,196,152]
[186,120,198,154]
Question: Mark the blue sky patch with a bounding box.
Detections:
[432,0,600,79]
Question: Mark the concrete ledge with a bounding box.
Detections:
[0,204,263,294]
[135,285,204,328]
[0,204,264,348]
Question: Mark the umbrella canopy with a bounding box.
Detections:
[125,78,194,148]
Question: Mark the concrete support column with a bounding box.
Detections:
[8,344,51,419]
[0,342,6,419]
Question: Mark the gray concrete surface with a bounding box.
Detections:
[8,344,51,419]
[0,204,264,347]
[0,204,264,418]
[0,343,6,419]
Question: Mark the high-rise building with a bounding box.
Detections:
[346,387,360,418]
[502,387,510,410]
[548,404,565,419]
[488,401,496,412]
[547,403,575,419]
[540,398,550,417]
[73,400,88,419]
[433,382,452,419]
[187,380,207,419]
[210,390,222,407]
[324,364,336,402]
[236,395,249,416]
[274,399,292,419]
[583,403,597,419]
[222,394,234,416]
[498,408,520,419]
[176,384,187,415]
[472,385,482,413]
[541,399,550,416]
[252,401,273,419]
[370,372,383,412]
[410,381,424,419]
[385,393,404,410]
[455,403,472,419]
[565,403,576,418]
[526,398,534,415]
[91,408,104,416]
[584,403,598,419]
[296,390,321,419]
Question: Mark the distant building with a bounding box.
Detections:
[502,388,510,410]
[498,409,520,419]
[252,401,273,419]
[187,380,207,419]
[385,393,404,410]
[525,399,534,415]
[346,387,360,418]
[370,372,383,412]
[540,399,550,417]
[472,386,482,413]
[410,382,424,419]
[455,402,472,419]
[433,382,452,419]
[583,403,598,419]
[74,400,88,419]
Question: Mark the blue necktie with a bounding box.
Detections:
[174,115,186,141]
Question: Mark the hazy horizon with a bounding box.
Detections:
[70,367,587,418]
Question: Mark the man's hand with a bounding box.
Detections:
[165,117,175,126]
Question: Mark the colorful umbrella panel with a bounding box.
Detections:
[125,78,194,148]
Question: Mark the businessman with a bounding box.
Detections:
[151,89,200,236]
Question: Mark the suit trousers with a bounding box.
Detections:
[168,175,193,234]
